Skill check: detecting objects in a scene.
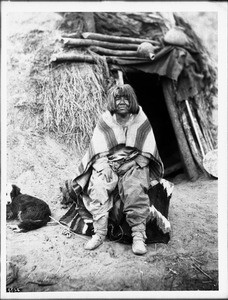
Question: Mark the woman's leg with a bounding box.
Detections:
[118,165,150,226]
[118,165,150,254]
[84,168,118,249]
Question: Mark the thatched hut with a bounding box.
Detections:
[44,12,217,181]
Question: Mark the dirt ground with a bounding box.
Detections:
[3,10,220,295]
[5,128,218,293]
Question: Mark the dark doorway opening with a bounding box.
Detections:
[124,70,183,177]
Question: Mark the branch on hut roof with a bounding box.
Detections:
[82,32,160,45]
[89,46,139,57]
[62,38,139,50]
[50,53,116,64]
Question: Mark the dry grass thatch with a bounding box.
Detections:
[7,15,114,153]
[43,60,112,153]
[7,27,57,133]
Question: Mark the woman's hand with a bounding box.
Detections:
[102,166,114,182]
[117,160,136,176]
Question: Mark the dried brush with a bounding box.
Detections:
[43,63,107,153]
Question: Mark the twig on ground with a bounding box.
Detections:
[54,252,63,276]
[140,270,145,290]
[192,263,213,281]
[94,265,103,277]
[27,265,37,278]
[49,216,89,241]
[191,257,203,265]
[27,281,56,286]
[63,265,76,273]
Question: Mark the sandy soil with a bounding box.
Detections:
[6,128,218,292]
[3,10,219,295]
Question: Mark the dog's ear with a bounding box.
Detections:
[11,185,21,198]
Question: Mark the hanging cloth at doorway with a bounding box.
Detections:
[114,45,204,101]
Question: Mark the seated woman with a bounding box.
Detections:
[68,83,164,255]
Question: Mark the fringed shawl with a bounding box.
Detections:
[74,106,164,189]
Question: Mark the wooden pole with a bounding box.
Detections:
[185,99,205,156]
[181,110,206,174]
[118,70,124,84]
[82,32,160,45]
[162,78,199,181]
[50,53,117,65]
[89,46,138,57]
[62,38,139,50]
[50,53,97,63]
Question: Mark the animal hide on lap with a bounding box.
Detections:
[59,179,174,244]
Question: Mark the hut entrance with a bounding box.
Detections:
[124,70,183,177]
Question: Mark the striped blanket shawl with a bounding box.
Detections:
[60,178,174,244]
[74,106,164,189]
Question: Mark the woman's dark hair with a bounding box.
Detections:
[107,84,139,114]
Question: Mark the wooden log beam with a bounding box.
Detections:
[181,110,206,174]
[50,53,95,63]
[109,65,143,73]
[62,38,139,50]
[61,33,81,38]
[187,100,211,155]
[50,53,98,63]
[50,52,150,64]
[201,124,214,151]
[89,46,138,57]
[50,53,115,64]
[82,32,160,45]
[162,78,199,181]
[107,56,149,61]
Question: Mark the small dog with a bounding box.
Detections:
[6,184,51,232]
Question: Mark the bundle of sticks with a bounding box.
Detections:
[51,32,160,63]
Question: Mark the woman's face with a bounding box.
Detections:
[115,94,130,115]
